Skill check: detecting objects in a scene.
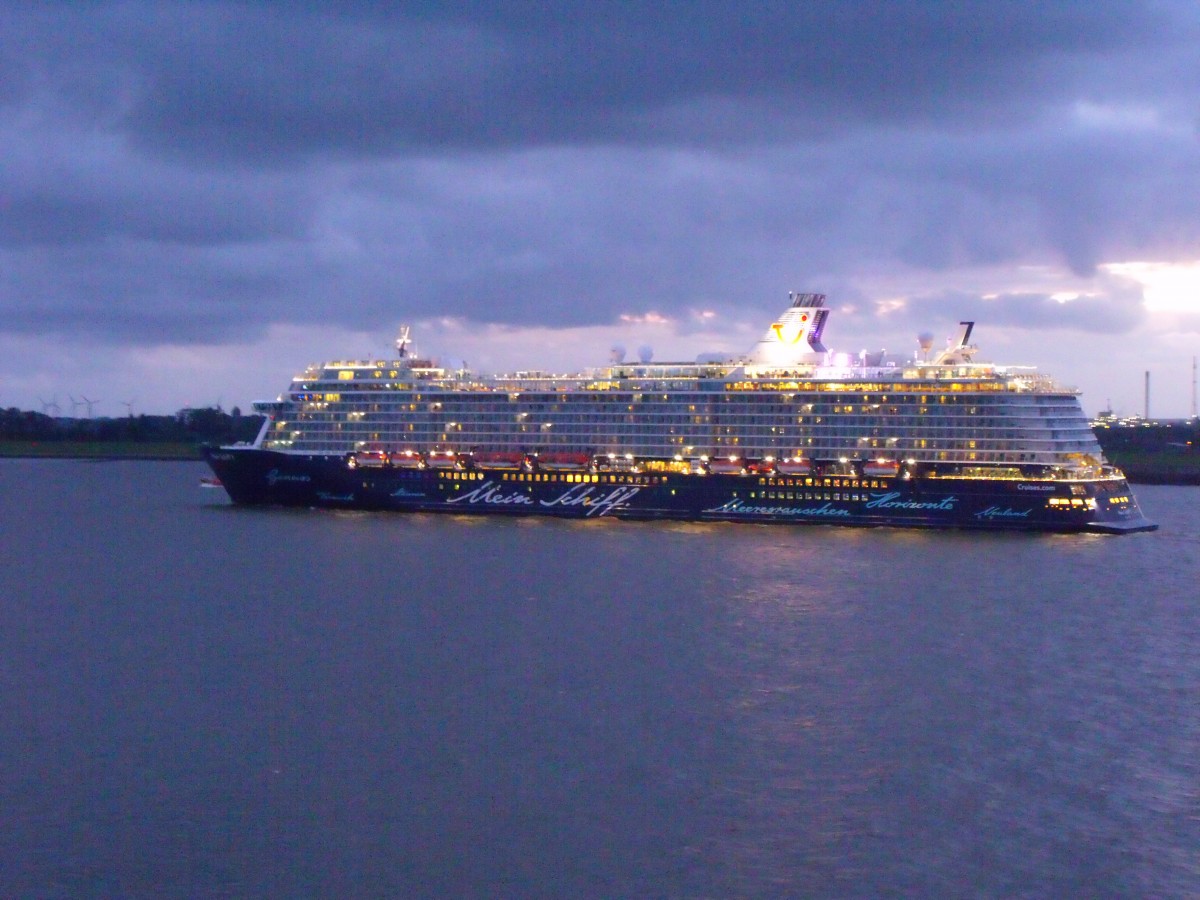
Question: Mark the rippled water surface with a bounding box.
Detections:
[1,460,1197,897]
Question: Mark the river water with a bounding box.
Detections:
[1,460,1197,898]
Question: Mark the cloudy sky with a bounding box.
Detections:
[3,1,1199,417]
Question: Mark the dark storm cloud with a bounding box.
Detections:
[0,1,1198,349]
[0,143,313,248]
[4,2,1178,161]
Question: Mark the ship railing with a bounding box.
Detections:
[1002,373,1074,393]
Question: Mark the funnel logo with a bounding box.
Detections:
[770,313,810,345]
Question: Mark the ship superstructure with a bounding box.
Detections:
[206,293,1155,533]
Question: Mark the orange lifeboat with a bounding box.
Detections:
[863,459,901,478]
[536,452,593,471]
[423,450,461,469]
[350,450,389,468]
[391,450,425,469]
[470,451,527,470]
[775,457,813,476]
[707,457,748,475]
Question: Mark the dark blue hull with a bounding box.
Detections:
[203,447,1157,534]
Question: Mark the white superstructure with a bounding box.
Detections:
[255,293,1106,472]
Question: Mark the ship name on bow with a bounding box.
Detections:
[265,469,312,485]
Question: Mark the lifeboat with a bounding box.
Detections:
[199,476,224,488]
[863,459,901,478]
[535,452,593,471]
[349,450,389,468]
[775,457,813,476]
[596,454,641,472]
[390,450,425,469]
[707,458,748,475]
[470,451,527,470]
[423,450,461,469]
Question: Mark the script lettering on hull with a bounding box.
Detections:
[974,506,1032,520]
[446,480,641,517]
[447,481,535,507]
[864,492,958,511]
[390,487,426,499]
[539,483,642,517]
[706,499,852,518]
[266,469,312,485]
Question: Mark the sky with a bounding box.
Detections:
[3,1,1200,419]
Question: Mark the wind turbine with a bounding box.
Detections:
[80,396,98,417]
[68,395,84,417]
[121,399,136,417]
[39,395,62,416]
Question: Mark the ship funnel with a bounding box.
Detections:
[748,292,829,366]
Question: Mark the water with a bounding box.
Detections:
[1,460,1197,898]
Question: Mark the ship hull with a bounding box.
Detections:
[203,447,1156,534]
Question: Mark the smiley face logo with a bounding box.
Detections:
[770,313,810,344]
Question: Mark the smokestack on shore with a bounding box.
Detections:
[1144,370,1150,420]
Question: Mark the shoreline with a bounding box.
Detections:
[0,441,202,461]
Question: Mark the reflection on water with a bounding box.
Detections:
[0,463,1196,897]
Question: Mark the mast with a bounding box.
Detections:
[1193,356,1197,419]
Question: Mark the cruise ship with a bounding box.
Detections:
[203,293,1155,533]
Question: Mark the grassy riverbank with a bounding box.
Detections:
[0,440,202,460]
[1101,450,1200,485]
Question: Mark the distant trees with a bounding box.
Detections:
[0,408,59,439]
[0,406,264,444]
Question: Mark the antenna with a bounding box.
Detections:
[1192,356,1197,420]
[396,325,411,358]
